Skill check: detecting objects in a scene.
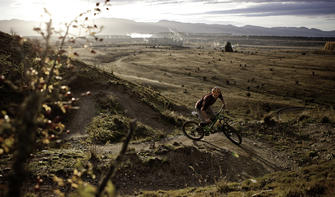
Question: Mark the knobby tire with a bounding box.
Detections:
[222,124,242,145]
[182,121,204,141]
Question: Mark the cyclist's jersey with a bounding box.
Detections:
[196,93,223,110]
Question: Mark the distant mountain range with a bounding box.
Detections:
[1,18,335,37]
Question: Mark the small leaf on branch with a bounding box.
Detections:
[59,49,66,54]
[42,104,52,113]
[65,91,72,97]
[44,8,51,16]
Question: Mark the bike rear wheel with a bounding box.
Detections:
[182,121,204,141]
[222,124,242,145]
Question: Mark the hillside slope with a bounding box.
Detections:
[1,31,335,197]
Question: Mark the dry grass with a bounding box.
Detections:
[74,44,335,122]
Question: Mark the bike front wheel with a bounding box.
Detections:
[222,124,242,145]
[182,121,204,141]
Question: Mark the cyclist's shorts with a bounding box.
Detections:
[196,107,215,122]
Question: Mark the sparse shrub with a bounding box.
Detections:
[264,116,276,126]
[216,179,232,193]
[246,109,251,114]
[246,92,251,97]
[96,93,123,113]
[321,116,330,123]
[225,42,233,52]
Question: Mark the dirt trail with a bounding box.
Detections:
[104,88,173,132]
[95,133,285,171]
[112,56,180,88]
[65,70,175,138]
[66,132,288,193]
[67,94,97,138]
[63,54,296,193]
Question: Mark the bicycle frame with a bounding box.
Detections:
[202,107,225,133]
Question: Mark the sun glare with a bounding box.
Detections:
[13,0,94,25]
[41,0,91,22]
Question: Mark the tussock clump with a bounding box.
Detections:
[95,92,123,113]
[263,115,276,126]
[87,114,128,144]
[87,113,164,144]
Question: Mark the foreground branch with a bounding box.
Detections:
[7,92,43,197]
[95,120,136,197]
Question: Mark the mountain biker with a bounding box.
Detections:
[195,87,226,129]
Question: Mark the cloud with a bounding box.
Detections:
[200,2,335,17]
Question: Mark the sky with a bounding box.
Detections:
[1,0,335,31]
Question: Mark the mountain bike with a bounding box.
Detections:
[182,107,242,145]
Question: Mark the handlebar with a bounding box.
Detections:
[216,105,226,116]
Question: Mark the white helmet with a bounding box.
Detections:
[211,87,221,94]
